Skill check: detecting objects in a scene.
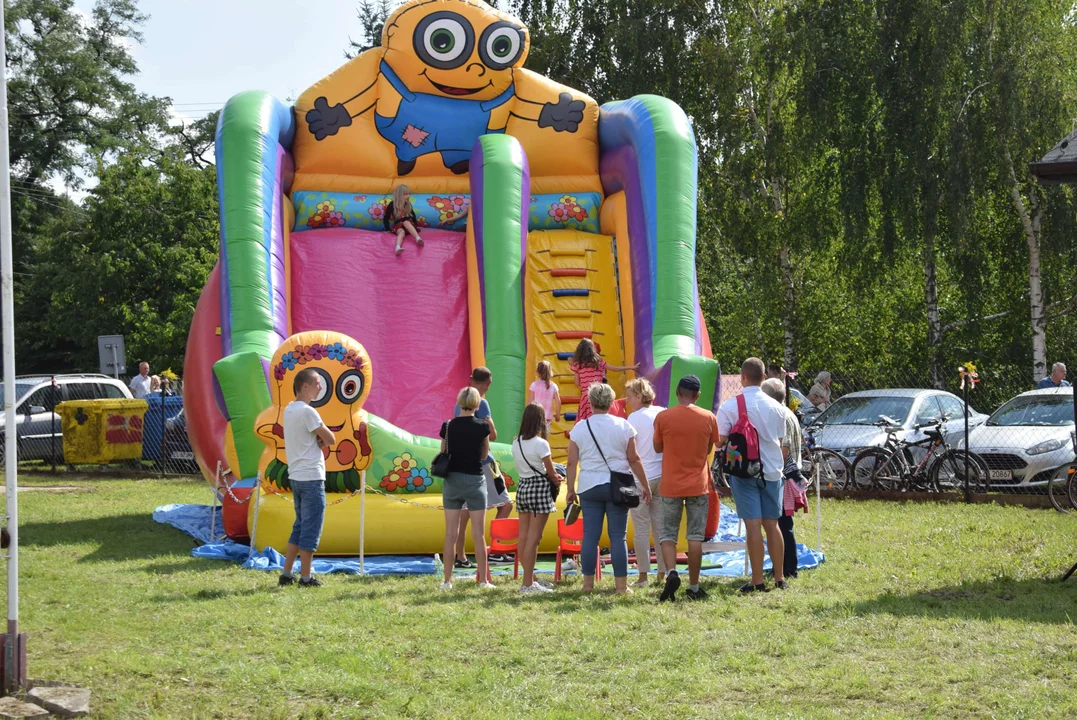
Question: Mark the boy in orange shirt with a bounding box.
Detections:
[653,375,720,602]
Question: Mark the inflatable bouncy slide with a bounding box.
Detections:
[184,0,720,555]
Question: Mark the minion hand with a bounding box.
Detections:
[306,97,353,140]
[538,92,585,133]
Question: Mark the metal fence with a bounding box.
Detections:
[6,374,199,477]
[716,366,1076,511]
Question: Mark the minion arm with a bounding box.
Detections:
[505,91,585,132]
[305,78,379,141]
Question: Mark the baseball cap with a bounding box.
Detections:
[677,374,702,393]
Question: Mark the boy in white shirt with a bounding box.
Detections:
[279,368,336,587]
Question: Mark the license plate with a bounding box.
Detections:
[988,469,1012,481]
[171,451,194,461]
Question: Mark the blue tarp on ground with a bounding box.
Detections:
[153,503,825,577]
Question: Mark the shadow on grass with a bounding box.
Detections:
[20,512,196,562]
[841,576,1077,625]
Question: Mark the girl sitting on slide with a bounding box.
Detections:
[384,185,423,256]
[528,360,561,431]
[570,338,638,421]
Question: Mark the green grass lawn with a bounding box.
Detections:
[2,473,1075,719]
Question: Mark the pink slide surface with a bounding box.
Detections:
[289,228,472,437]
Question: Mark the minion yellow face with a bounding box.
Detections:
[383,0,530,102]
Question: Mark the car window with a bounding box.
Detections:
[22,386,59,412]
[987,395,1074,426]
[100,383,126,399]
[63,382,99,401]
[914,396,943,425]
[814,396,914,426]
[937,395,966,420]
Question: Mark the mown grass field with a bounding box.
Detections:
[2,473,1075,719]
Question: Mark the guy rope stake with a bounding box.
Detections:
[359,470,366,576]
[209,462,221,543]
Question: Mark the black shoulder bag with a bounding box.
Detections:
[518,437,560,502]
[585,419,640,508]
[431,421,452,478]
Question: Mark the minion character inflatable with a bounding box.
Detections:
[305,1,585,175]
[184,0,723,555]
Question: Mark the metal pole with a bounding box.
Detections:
[49,376,56,473]
[0,0,24,692]
[816,465,823,554]
[109,345,118,380]
[359,471,366,576]
[969,378,977,503]
[209,462,220,544]
[246,484,262,562]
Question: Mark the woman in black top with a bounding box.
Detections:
[438,387,492,590]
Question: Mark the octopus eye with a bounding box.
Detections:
[336,369,365,405]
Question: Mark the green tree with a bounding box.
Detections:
[25,150,219,374]
[346,0,397,57]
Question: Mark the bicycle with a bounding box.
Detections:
[1048,431,1077,513]
[802,424,851,492]
[851,414,988,494]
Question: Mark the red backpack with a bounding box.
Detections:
[722,394,763,478]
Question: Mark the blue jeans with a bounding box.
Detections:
[288,480,327,551]
[580,485,629,578]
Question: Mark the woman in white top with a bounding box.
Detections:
[511,403,564,594]
[624,378,666,587]
[566,383,651,594]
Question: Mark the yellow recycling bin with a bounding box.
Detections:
[58,399,149,464]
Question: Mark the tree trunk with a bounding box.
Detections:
[923,227,943,388]
[1002,139,1046,381]
[778,241,798,370]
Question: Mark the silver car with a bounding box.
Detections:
[805,388,989,461]
[0,374,132,462]
[964,387,1075,489]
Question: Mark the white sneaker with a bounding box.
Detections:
[438,582,453,591]
[521,582,553,593]
[534,578,554,589]
[561,560,577,572]
[632,578,650,589]
[477,581,496,590]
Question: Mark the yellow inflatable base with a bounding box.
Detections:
[248,489,691,556]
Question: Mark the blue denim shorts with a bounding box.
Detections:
[288,480,327,551]
[729,476,784,520]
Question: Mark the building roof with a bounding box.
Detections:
[1030,127,1077,184]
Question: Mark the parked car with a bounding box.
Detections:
[963,387,1074,490]
[789,386,821,425]
[804,388,989,461]
[0,374,132,462]
[161,408,199,474]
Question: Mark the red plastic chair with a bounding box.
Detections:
[554,518,601,582]
[477,518,520,583]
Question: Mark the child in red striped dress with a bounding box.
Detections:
[569,338,638,421]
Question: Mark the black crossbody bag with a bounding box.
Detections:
[517,437,560,502]
[431,421,452,478]
[585,419,640,508]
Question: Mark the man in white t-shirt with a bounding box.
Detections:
[129,362,152,399]
[717,357,787,593]
[279,368,336,588]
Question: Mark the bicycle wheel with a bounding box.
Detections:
[805,448,850,491]
[851,448,902,491]
[711,455,729,490]
[1066,466,1077,511]
[930,450,987,495]
[1048,470,1071,513]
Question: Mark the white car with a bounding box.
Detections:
[806,388,989,462]
[965,387,1074,489]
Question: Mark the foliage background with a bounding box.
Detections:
[9,0,1077,401]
